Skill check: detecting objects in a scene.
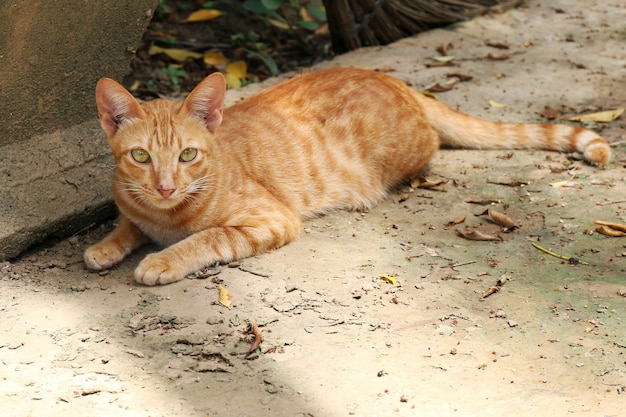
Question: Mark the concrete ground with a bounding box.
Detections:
[1,1,625,416]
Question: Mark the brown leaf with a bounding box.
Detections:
[487,53,510,61]
[594,220,626,234]
[596,225,626,237]
[456,230,502,241]
[427,83,455,93]
[410,176,448,191]
[477,208,517,229]
[218,284,232,309]
[487,179,530,187]
[485,41,511,50]
[398,193,410,202]
[446,72,473,82]
[465,198,502,205]
[436,42,453,56]
[245,322,263,357]
[447,216,466,226]
[542,105,561,120]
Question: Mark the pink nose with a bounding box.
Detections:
[158,188,176,199]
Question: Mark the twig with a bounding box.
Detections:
[451,260,476,268]
[596,200,626,206]
[531,242,588,265]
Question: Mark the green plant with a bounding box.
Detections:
[161,64,187,86]
[243,0,326,32]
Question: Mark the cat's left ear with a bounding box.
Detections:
[182,72,226,133]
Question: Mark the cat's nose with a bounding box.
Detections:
[158,188,176,199]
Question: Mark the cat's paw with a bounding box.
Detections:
[134,253,187,286]
[84,243,126,270]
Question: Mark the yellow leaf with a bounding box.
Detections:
[569,108,624,123]
[203,52,229,67]
[225,60,247,80]
[185,9,222,22]
[422,91,438,100]
[380,275,398,286]
[224,73,241,89]
[218,284,232,309]
[148,45,202,61]
[267,18,290,30]
[489,100,507,108]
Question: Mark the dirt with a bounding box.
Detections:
[2,1,626,416]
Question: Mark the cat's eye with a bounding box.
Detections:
[179,148,198,162]
[131,148,150,163]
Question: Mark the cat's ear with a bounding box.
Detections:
[182,72,225,133]
[95,78,145,137]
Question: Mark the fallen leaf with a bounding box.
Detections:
[224,60,248,89]
[549,179,582,189]
[185,9,221,22]
[477,208,517,229]
[487,53,510,60]
[447,216,466,226]
[487,179,529,187]
[148,45,202,61]
[427,82,456,93]
[594,220,626,233]
[465,198,501,205]
[542,105,561,120]
[481,286,500,299]
[436,42,453,56]
[489,100,507,108]
[422,91,438,99]
[596,225,626,237]
[569,108,624,123]
[431,55,455,63]
[485,41,511,49]
[245,322,263,357]
[410,176,447,191]
[218,284,232,309]
[380,275,399,286]
[398,193,410,202]
[203,52,229,67]
[456,230,502,241]
[446,72,473,82]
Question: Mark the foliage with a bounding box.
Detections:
[243,0,326,32]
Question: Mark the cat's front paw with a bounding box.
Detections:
[134,253,187,286]
[84,243,126,270]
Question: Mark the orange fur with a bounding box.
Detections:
[84,67,611,285]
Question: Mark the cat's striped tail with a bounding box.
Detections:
[421,97,611,166]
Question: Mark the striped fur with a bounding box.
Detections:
[84,67,611,285]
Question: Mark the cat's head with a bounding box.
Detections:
[95,73,225,210]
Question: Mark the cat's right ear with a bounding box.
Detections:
[95,78,145,137]
[182,72,226,133]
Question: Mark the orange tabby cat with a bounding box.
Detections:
[84,67,610,285]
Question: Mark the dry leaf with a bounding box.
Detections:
[185,9,222,22]
[487,53,510,60]
[456,230,502,241]
[447,216,466,226]
[569,108,624,123]
[218,284,232,309]
[487,179,529,187]
[245,322,263,357]
[436,42,453,56]
[594,220,626,233]
[549,179,582,189]
[542,105,561,120]
[485,41,511,49]
[465,198,501,205]
[478,208,516,229]
[398,193,410,202]
[596,225,626,237]
[410,176,447,191]
[427,83,455,93]
[422,91,438,99]
[148,45,202,61]
[489,100,507,108]
[447,72,473,82]
[203,52,229,67]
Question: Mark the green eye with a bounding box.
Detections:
[131,148,150,163]
[180,148,198,162]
